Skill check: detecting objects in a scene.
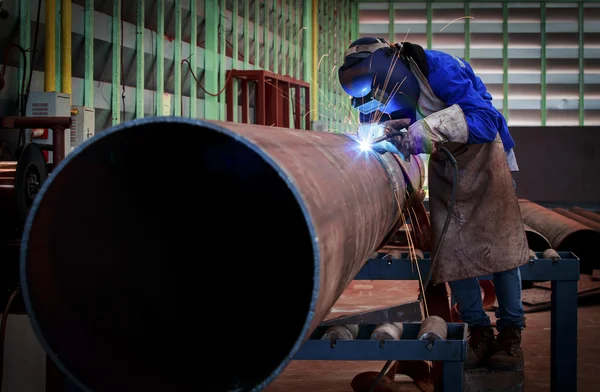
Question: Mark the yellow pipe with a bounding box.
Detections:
[44,0,56,92]
[61,0,72,101]
[311,0,318,122]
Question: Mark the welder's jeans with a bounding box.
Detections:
[448,267,525,330]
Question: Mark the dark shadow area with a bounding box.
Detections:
[22,121,315,392]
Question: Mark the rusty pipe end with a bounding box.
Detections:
[20,117,321,392]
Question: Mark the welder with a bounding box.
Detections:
[338,37,530,370]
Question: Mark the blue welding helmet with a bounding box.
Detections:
[338,37,421,122]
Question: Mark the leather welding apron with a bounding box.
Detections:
[408,59,530,283]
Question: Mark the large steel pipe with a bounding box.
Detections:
[519,200,600,272]
[20,117,423,392]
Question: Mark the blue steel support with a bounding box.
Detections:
[296,253,578,392]
[551,279,578,392]
[443,361,465,389]
[349,252,579,392]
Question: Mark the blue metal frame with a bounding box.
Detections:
[302,252,579,392]
[295,322,468,391]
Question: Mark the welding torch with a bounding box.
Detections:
[368,129,407,145]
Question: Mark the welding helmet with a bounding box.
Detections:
[338,37,421,123]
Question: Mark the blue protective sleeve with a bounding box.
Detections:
[425,52,514,150]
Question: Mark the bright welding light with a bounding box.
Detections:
[355,122,385,153]
[358,140,373,152]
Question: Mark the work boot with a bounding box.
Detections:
[465,325,495,369]
[488,325,524,370]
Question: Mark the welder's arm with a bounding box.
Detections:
[399,62,500,155]
[427,62,501,145]
[400,104,468,155]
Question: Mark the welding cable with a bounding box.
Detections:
[368,145,457,392]
[420,145,458,297]
[367,360,394,392]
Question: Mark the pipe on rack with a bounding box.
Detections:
[44,0,56,91]
[61,0,72,101]
[570,206,600,226]
[519,199,600,273]
[554,208,600,233]
[20,117,425,392]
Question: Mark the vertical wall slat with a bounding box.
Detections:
[288,0,293,77]
[243,0,250,70]
[111,0,121,125]
[388,0,394,43]
[327,1,332,126]
[61,0,72,101]
[55,1,62,91]
[174,0,182,116]
[254,0,260,69]
[352,1,358,41]
[578,1,585,126]
[464,2,470,63]
[303,0,312,123]
[540,2,547,126]
[189,0,197,118]
[204,0,218,119]
[273,0,279,74]
[84,0,94,107]
[136,0,145,118]
[264,0,270,71]
[19,0,30,110]
[45,0,56,92]
[282,0,287,75]
[502,2,508,120]
[219,0,226,120]
[295,0,301,80]
[426,1,432,50]
[232,0,239,122]
[155,0,164,115]
[330,3,335,121]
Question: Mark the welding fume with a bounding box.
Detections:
[338,37,530,370]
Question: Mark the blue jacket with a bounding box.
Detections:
[424,50,515,152]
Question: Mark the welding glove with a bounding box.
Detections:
[387,104,470,155]
[403,104,469,155]
[380,118,412,161]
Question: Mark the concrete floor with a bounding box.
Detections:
[266,280,600,392]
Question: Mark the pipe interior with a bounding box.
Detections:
[524,230,552,252]
[23,122,316,391]
[557,230,600,274]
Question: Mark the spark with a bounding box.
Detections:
[317,54,328,70]
[440,16,474,32]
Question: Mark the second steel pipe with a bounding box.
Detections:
[20,117,423,392]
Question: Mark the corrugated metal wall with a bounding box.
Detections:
[0,0,356,133]
[358,0,600,126]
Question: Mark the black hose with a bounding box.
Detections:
[420,145,458,297]
[367,360,393,392]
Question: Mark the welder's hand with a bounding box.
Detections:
[381,118,412,161]
[402,104,470,155]
[402,121,440,155]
